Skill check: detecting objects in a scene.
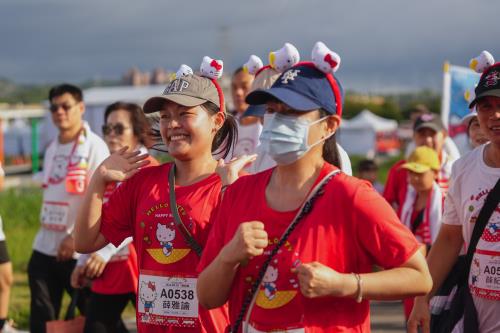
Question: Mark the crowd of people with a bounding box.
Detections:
[0,43,498,333]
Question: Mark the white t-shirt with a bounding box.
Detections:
[443,144,500,333]
[233,122,263,158]
[33,129,109,257]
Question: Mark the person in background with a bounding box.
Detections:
[384,113,457,211]
[399,146,443,319]
[28,84,109,333]
[462,108,489,149]
[408,60,500,333]
[0,164,17,333]
[357,159,384,193]
[230,67,262,157]
[71,102,158,333]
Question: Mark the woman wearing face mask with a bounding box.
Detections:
[74,59,250,333]
[197,43,432,332]
[71,102,158,333]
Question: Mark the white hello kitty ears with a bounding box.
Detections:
[173,57,225,113]
[469,51,495,74]
[243,41,343,116]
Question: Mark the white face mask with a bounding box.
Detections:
[260,113,334,165]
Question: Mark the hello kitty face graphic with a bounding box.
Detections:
[48,155,68,184]
[156,223,176,243]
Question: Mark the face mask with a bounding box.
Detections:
[260,113,334,165]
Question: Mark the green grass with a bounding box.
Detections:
[0,187,137,329]
[0,187,42,328]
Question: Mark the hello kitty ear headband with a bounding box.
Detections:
[200,56,225,113]
[308,41,343,116]
[469,51,495,74]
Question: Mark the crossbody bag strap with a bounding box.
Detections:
[463,177,500,283]
[168,165,203,257]
[232,169,341,333]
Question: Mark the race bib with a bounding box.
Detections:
[138,270,199,328]
[469,250,500,300]
[40,201,69,231]
[245,321,304,333]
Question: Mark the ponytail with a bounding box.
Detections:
[320,109,341,169]
[201,101,238,159]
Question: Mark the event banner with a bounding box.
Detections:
[440,62,480,153]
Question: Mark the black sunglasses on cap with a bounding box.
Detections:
[102,123,130,136]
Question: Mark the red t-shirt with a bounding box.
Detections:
[198,163,419,332]
[383,159,408,210]
[92,156,159,295]
[101,163,229,333]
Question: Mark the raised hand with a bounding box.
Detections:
[220,221,268,266]
[97,147,150,183]
[216,154,257,186]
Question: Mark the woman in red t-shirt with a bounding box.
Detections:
[74,61,254,333]
[197,43,432,333]
[71,102,159,333]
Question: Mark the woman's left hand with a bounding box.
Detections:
[294,262,355,298]
[216,154,257,186]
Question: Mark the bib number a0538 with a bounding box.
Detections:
[138,271,199,328]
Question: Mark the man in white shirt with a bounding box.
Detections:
[408,62,500,333]
[27,84,109,333]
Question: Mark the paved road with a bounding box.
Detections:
[125,301,407,332]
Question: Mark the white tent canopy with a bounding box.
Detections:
[338,110,398,156]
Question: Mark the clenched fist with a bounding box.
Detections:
[221,221,268,266]
[294,262,353,298]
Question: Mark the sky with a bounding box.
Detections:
[1,0,499,92]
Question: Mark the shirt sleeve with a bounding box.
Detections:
[442,164,461,226]
[197,186,235,273]
[382,163,398,205]
[354,183,420,269]
[100,177,136,247]
[87,135,110,178]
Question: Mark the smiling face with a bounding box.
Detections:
[159,101,223,160]
[476,96,500,147]
[104,109,139,153]
[50,93,84,133]
[467,117,489,148]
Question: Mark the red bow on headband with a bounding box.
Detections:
[324,53,338,68]
[211,60,222,71]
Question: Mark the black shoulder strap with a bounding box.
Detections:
[464,177,500,280]
[168,165,203,257]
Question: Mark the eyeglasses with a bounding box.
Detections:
[102,123,130,136]
[49,103,77,113]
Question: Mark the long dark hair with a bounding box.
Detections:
[319,109,341,168]
[104,102,154,147]
[149,101,238,159]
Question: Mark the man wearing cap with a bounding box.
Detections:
[384,113,457,212]
[408,62,500,333]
